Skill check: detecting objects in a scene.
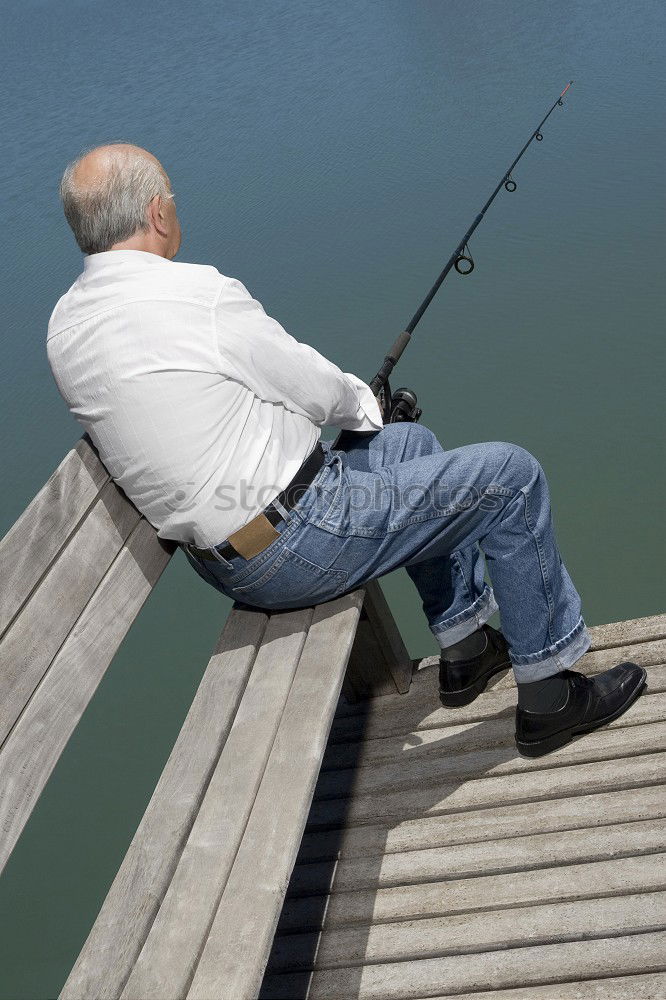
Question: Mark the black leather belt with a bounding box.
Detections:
[185,442,326,562]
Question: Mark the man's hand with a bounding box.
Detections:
[373,385,390,425]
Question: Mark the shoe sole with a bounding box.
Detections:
[515,667,648,758]
[439,659,512,708]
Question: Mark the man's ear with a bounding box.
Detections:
[148,194,168,237]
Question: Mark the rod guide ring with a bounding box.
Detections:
[454,254,474,275]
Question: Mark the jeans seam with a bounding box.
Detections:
[318,455,344,525]
[521,486,557,648]
[451,551,473,605]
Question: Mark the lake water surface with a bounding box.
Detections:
[1,1,664,994]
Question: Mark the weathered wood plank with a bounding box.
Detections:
[272,615,666,998]
[414,972,666,999]
[334,674,511,736]
[331,663,666,743]
[297,783,666,864]
[362,579,412,694]
[364,580,412,694]
[323,690,664,771]
[0,480,141,746]
[342,581,412,702]
[334,641,666,723]
[491,637,666,690]
[259,930,666,1000]
[60,603,269,1000]
[120,607,315,1000]
[314,721,666,803]
[279,851,666,933]
[0,436,109,638]
[342,615,399,702]
[271,890,666,972]
[186,592,366,1000]
[288,818,666,897]
[422,972,666,1000]
[305,751,666,829]
[0,519,173,878]
[588,613,666,649]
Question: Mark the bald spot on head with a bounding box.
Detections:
[70,144,168,196]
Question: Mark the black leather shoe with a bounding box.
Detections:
[439,625,511,707]
[515,661,647,758]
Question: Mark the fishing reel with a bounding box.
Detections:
[377,380,422,424]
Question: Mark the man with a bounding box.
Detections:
[48,142,645,757]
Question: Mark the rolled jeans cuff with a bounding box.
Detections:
[510,617,592,684]
[430,585,499,648]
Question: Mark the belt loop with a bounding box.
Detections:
[186,542,233,569]
[271,497,290,520]
[207,546,234,568]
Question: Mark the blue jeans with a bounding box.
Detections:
[183,423,591,683]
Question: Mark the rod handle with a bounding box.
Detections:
[369,330,412,393]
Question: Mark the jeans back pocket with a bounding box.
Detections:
[231,546,348,609]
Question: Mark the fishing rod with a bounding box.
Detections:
[371,80,574,423]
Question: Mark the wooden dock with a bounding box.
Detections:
[260,613,666,999]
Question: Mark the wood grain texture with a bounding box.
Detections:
[491,637,666,690]
[0,479,142,746]
[260,931,666,1000]
[288,818,666,898]
[279,851,666,933]
[323,689,664,771]
[60,603,269,1000]
[314,721,666,803]
[0,436,109,638]
[120,607,314,1000]
[0,519,173,877]
[186,592,365,1000]
[413,972,666,1000]
[305,751,666,830]
[588,613,666,649]
[363,579,412,694]
[343,581,412,702]
[296,783,666,864]
[271,890,666,972]
[342,615,399,702]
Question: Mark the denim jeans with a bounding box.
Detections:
[183,423,591,683]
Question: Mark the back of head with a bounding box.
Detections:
[59,143,171,255]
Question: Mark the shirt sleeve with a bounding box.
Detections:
[213,277,384,431]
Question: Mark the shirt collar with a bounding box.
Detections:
[83,249,173,272]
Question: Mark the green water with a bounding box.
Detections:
[1,0,664,994]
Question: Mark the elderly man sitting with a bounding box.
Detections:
[47,142,645,757]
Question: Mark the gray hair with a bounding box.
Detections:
[59,144,172,254]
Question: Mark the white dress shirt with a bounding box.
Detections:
[47,250,383,547]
